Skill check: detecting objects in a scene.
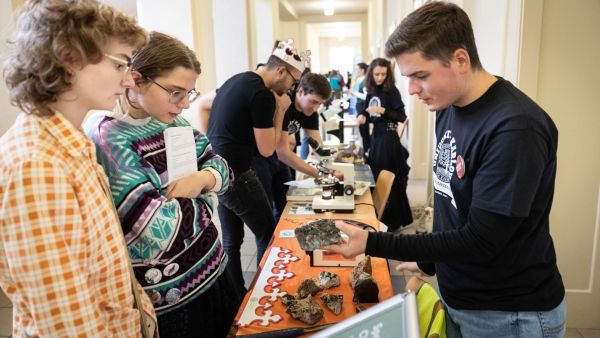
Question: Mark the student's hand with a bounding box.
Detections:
[331,169,344,180]
[357,115,367,125]
[166,170,216,199]
[366,106,385,115]
[321,221,368,258]
[395,262,431,277]
[288,134,296,151]
[273,90,292,113]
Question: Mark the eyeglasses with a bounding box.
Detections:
[145,77,200,104]
[284,67,300,92]
[104,53,132,76]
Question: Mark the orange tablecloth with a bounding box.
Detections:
[233,217,393,337]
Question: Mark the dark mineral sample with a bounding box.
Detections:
[320,294,343,315]
[281,293,297,307]
[286,295,324,325]
[318,271,340,289]
[295,219,342,251]
[350,256,379,303]
[297,278,323,298]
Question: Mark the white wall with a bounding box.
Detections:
[212,0,249,86]
[136,0,194,49]
[253,0,275,65]
[0,1,21,135]
[102,0,137,17]
[534,0,600,327]
[318,37,361,77]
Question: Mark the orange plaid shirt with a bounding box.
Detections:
[0,112,156,337]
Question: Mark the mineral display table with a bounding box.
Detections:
[232,213,393,337]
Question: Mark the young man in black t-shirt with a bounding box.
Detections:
[207,40,305,291]
[322,3,566,337]
[252,73,335,222]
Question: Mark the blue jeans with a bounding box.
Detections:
[444,297,566,338]
[300,131,310,160]
[217,169,276,291]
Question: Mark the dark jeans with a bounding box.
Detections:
[156,261,244,338]
[218,169,276,291]
[251,155,290,223]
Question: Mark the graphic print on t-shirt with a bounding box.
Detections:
[433,130,457,208]
[287,120,301,135]
[368,96,382,117]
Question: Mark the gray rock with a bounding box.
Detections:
[295,219,343,251]
[297,278,323,299]
[318,271,340,289]
[320,294,343,315]
[350,256,379,303]
[281,293,297,307]
[286,295,324,325]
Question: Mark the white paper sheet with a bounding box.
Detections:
[164,126,197,183]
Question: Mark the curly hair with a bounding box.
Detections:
[3,0,147,116]
[364,58,396,93]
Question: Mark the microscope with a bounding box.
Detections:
[308,138,355,212]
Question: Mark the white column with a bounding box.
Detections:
[212,0,249,86]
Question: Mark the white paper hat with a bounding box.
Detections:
[272,39,311,73]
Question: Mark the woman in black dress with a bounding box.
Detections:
[358,58,413,231]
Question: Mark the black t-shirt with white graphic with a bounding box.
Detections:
[282,94,319,135]
[208,72,275,173]
[365,78,564,311]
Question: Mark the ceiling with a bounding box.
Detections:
[279,0,370,21]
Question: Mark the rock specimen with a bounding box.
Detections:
[318,271,340,289]
[286,295,324,325]
[320,294,343,315]
[297,278,322,298]
[295,219,343,251]
[281,293,297,307]
[350,256,379,303]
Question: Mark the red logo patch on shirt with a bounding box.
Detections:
[456,155,465,179]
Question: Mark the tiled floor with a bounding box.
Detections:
[1,179,599,337]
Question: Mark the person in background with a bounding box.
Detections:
[324,2,565,337]
[199,68,336,223]
[349,62,370,153]
[207,39,303,291]
[328,70,343,100]
[84,32,242,338]
[252,72,335,222]
[0,1,156,337]
[359,58,413,231]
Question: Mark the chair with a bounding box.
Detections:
[372,169,395,220]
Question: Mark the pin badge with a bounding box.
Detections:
[144,268,162,284]
[456,155,465,179]
[165,288,182,304]
[163,263,179,277]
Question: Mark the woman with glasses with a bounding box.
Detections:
[0,1,155,336]
[84,31,241,338]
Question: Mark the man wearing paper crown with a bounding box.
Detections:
[251,64,339,223]
[207,39,307,291]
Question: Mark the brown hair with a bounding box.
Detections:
[384,1,482,70]
[264,55,297,75]
[297,73,331,100]
[364,58,396,93]
[3,0,147,116]
[126,31,201,108]
[131,31,201,82]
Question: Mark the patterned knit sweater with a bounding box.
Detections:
[84,110,232,313]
